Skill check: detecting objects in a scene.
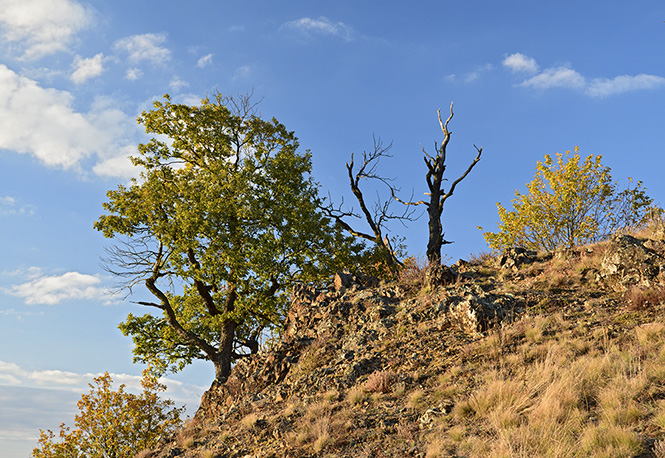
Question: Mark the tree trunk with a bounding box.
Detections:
[213,318,238,382]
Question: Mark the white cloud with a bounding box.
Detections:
[70,53,105,84]
[586,74,665,97]
[125,67,143,80]
[281,16,354,41]
[464,63,494,83]
[0,0,93,59]
[0,360,205,395]
[2,266,42,278]
[0,364,205,454]
[196,53,213,68]
[0,64,101,169]
[4,271,110,305]
[0,308,43,320]
[232,65,252,81]
[0,195,35,216]
[520,66,586,91]
[169,76,189,90]
[506,53,665,98]
[114,33,172,66]
[0,66,141,178]
[503,53,539,74]
[92,145,139,179]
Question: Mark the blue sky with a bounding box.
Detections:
[1,1,664,455]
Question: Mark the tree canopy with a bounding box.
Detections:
[95,93,364,381]
[483,147,657,252]
[32,371,183,458]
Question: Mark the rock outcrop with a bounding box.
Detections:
[192,272,521,428]
[148,232,665,458]
[600,234,665,290]
[498,247,538,272]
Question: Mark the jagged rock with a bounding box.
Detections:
[437,285,519,334]
[334,271,380,293]
[600,234,665,290]
[334,271,355,291]
[498,247,538,272]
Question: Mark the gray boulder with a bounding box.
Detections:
[600,234,665,290]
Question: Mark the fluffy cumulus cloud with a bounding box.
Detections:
[0,0,93,59]
[4,271,109,305]
[70,53,105,84]
[0,64,102,169]
[0,360,206,399]
[0,65,140,178]
[281,16,354,41]
[502,53,539,74]
[505,53,665,97]
[114,33,172,66]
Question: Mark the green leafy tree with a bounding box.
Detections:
[95,93,363,382]
[483,147,656,252]
[32,371,183,458]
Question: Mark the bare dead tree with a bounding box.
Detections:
[324,136,418,272]
[394,103,482,284]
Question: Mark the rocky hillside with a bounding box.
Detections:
[145,232,665,458]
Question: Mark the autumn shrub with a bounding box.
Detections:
[483,147,658,252]
[32,371,184,458]
[364,370,397,393]
[624,285,665,310]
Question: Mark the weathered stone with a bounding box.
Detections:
[440,285,518,334]
[498,247,538,272]
[334,271,355,292]
[599,234,665,290]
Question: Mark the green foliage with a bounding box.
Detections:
[32,371,183,458]
[95,93,365,379]
[483,147,657,252]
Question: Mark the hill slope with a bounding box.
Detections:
[147,232,665,458]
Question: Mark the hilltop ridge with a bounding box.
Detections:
[146,230,665,458]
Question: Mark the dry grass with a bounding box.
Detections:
[240,412,259,429]
[363,370,397,393]
[397,256,427,291]
[346,386,366,405]
[467,250,496,266]
[622,209,665,241]
[407,388,426,410]
[624,285,665,310]
[655,439,665,458]
[420,317,665,458]
[176,430,195,449]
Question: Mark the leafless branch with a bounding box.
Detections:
[325,136,421,269]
